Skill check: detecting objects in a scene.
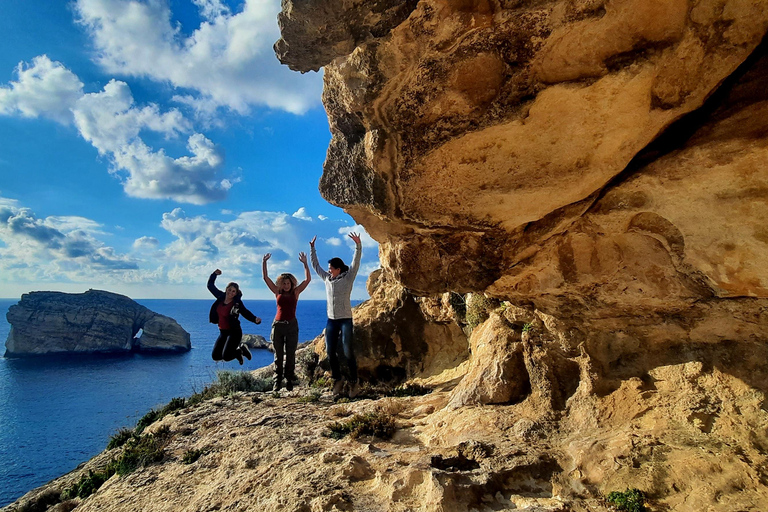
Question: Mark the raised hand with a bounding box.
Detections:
[298,252,308,264]
[349,232,361,244]
[214,269,222,275]
[263,253,271,263]
[310,235,317,248]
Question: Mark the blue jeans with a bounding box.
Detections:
[325,318,357,383]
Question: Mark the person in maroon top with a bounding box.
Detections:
[207,269,261,365]
[262,252,311,391]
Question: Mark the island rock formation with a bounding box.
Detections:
[4,290,190,356]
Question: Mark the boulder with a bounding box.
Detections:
[4,290,190,356]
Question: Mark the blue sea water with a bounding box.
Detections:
[0,298,348,507]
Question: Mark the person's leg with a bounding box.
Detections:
[272,322,286,389]
[340,319,357,383]
[285,319,299,390]
[211,330,228,361]
[325,318,343,388]
[222,329,243,363]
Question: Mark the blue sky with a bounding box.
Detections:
[0,0,379,300]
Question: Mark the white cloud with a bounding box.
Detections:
[74,0,323,115]
[133,236,160,250]
[0,56,233,205]
[338,224,377,248]
[325,237,342,246]
[0,55,83,124]
[0,196,380,300]
[317,215,328,220]
[0,200,138,281]
[292,207,312,221]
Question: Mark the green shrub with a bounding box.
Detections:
[606,488,647,512]
[325,412,397,440]
[297,390,322,403]
[297,350,320,382]
[465,294,500,330]
[217,370,273,393]
[62,469,113,500]
[107,427,134,450]
[386,384,431,397]
[135,409,161,435]
[311,375,333,389]
[522,322,533,334]
[112,432,166,476]
[182,448,205,465]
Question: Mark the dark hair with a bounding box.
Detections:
[328,257,349,273]
[226,282,242,298]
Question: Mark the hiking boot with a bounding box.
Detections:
[286,379,294,391]
[349,382,360,399]
[236,351,244,365]
[240,344,252,360]
[332,379,344,395]
[273,378,282,391]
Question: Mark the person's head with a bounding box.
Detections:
[276,273,298,294]
[225,282,240,301]
[328,257,349,278]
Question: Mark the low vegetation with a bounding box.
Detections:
[188,370,273,406]
[385,383,431,397]
[606,488,647,512]
[325,411,397,440]
[62,428,171,500]
[182,448,206,465]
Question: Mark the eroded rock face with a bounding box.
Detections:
[314,268,468,381]
[4,290,190,356]
[277,0,768,311]
[274,1,768,510]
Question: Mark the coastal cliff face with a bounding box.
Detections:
[4,290,190,356]
[272,0,768,510]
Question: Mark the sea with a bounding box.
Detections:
[0,298,354,507]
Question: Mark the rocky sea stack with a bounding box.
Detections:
[4,290,190,356]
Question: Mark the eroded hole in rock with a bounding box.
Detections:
[430,453,480,472]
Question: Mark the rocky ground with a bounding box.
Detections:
[5,339,767,512]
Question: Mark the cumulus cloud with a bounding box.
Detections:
[0,198,380,299]
[73,0,322,115]
[0,200,138,284]
[292,207,312,221]
[0,56,232,204]
[133,236,160,250]
[338,224,378,248]
[0,55,83,124]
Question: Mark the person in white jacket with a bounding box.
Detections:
[310,232,362,398]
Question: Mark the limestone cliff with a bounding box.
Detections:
[4,290,190,356]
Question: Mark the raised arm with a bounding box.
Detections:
[262,254,279,295]
[309,236,329,280]
[294,252,312,295]
[347,233,363,280]
[207,269,225,299]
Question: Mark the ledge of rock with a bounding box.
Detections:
[4,290,190,356]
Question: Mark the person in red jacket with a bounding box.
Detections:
[262,252,311,391]
[207,269,261,365]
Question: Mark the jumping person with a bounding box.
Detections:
[262,252,311,391]
[207,269,261,365]
[310,232,362,398]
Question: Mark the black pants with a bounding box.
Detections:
[271,319,299,381]
[212,328,242,362]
